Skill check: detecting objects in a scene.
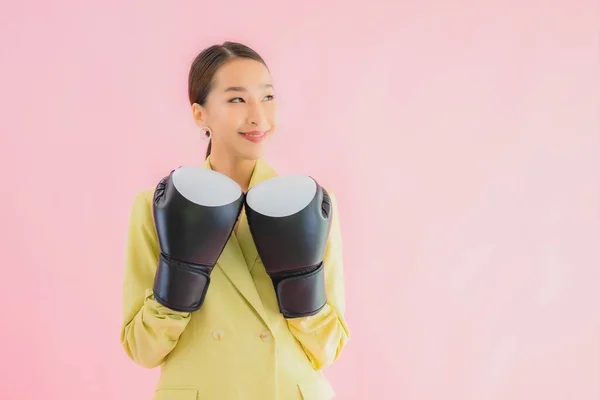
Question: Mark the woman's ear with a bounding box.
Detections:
[191,103,207,128]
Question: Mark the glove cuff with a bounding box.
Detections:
[152,253,211,313]
[274,263,327,318]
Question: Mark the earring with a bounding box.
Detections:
[201,127,211,141]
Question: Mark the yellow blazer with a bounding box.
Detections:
[120,157,350,400]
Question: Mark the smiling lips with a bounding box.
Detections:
[239,130,268,143]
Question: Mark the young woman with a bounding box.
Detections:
[120,41,350,400]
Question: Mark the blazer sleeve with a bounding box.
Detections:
[119,190,192,369]
[286,190,351,370]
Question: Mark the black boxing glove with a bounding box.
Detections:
[152,166,243,312]
[245,175,332,318]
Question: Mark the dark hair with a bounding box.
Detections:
[187,41,268,159]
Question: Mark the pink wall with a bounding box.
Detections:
[1,1,598,399]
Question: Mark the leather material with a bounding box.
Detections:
[276,262,327,318]
[152,170,244,312]
[152,253,210,312]
[245,178,332,318]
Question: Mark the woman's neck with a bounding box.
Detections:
[208,152,256,193]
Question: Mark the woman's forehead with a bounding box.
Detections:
[212,59,272,90]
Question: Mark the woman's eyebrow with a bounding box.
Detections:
[223,84,274,93]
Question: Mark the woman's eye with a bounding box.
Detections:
[229,95,275,103]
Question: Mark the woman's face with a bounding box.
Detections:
[193,58,278,161]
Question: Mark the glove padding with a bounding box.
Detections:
[152,166,244,312]
[245,175,332,318]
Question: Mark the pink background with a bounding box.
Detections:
[1,1,599,399]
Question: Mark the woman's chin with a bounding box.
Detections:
[236,135,270,160]
[237,143,268,161]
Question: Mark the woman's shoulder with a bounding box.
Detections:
[128,187,155,222]
[133,187,155,205]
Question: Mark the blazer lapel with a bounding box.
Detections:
[201,157,278,326]
[214,234,270,325]
[237,158,278,272]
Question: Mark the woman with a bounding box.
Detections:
[120,41,350,400]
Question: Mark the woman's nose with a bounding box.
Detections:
[246,105,266,126]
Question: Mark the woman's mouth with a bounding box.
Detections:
[239,130,268,143]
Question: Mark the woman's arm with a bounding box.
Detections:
[119,190,192,368]
[286,191,351,370]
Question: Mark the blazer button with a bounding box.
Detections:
[212,329,225,341]
[260,331,272,341]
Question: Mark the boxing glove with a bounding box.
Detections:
[245,175,333,318]
[152,166,244,312]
